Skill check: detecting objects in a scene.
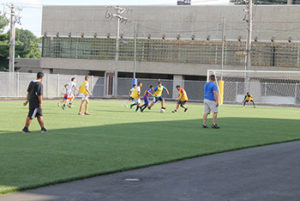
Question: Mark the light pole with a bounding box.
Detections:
[105,6,128,97]
[243,0,253,93]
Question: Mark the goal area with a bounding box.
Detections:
[207,69,300,106]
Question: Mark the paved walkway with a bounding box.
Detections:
[1,141,300,201]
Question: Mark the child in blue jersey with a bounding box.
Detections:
[140,85,154,112]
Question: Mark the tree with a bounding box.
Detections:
[15,29,41,59]
[230,0,287,4]
[0,19,41,71]
[0,16,9,71]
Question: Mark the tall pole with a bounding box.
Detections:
[133,23,137,79]
[9,4,15,73]
[244,0,253,93]
[105,6,128,97]
[221,17,225,80]
[114,15,120,97]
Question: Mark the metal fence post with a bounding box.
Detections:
[91,75,94,97]
[57,74,59,97]
[17,72,20,97]
[295,83,298,104]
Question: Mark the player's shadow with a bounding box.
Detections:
[0,117,300,198]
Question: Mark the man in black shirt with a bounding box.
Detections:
[22,72,47,133]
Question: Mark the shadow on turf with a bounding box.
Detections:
[0,117,300,198]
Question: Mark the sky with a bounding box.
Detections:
[1,0,231,37]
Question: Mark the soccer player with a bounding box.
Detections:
[130,82,143,112]
[78,76,92,115]
[140,85,154,112]
[59,77,79,110]
[148,81,170,111]
[22,72,47,133]
[124,84,136,108]
[172,85,188,113]
[243,92,256,108]
[203,74,220,129]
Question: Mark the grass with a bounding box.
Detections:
[0,100,300,195]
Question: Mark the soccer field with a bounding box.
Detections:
[0,100,300,194]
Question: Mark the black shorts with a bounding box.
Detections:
[28,107,43,120]
[153,96,164,103]
[177,100,187,106]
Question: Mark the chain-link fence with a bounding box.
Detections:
[0,72,105,98]
[1,72,300,106]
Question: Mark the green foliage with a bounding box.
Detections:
[15,29,41,58]
[0,100,300,194]
[230,0,287,4]
[0,16,9,71]
[0,24,41,71]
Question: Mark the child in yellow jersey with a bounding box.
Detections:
[130,82,143,112]
[148,81,170,111]
[172,85,189,113]
[78,76,93,115]
[242,92,256,108]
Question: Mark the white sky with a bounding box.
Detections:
[1,0,231,36]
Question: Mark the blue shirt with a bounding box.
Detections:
[144,88,152,98]
[204,82,217,101]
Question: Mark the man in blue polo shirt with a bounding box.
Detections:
[203,74,220,129]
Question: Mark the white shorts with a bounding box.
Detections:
[80,93,89,101]
[204,99,218,114]
[66,90,73,98]
[133,98,141,104]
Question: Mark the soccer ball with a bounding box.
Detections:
[160,109,165,113]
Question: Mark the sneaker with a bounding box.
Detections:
[211,124,220,129]
[61,105,65,110]
[78,112,84,115]
[67,104,72,108]
[202,125,208,128]
[135,110,139,113]
[41,127,48,133]
[172,110,177,113]
[21,127,31,133]
[184,108,188,112]
[84,112,91,115]
[148,107,151,110]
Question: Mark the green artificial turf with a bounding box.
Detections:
[0,100,299,194]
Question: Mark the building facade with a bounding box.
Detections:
[41,5,300,80]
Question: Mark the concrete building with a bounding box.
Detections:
[40,5,300,82]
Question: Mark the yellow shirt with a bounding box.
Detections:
[154,86,166,97]
[79,81,89,95]
[132,87,140,99]
[179,88,188,101]
[246,95,253,101]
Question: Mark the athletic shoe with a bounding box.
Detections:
[202,125,208,128]
[21,127,31,133]
[41,127,48,133]
[67,104,72,108]
[184,108,188,112]
[61,105,65,110]
[211,124,220,129]
[148,107,151,110]
[84,112,91,115]
[172,110,177,113]
[78,112,84,115]
[135,110,139,113]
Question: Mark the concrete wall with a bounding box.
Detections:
[41,57,300,77]
[15,58,42,73]
[42,5,300,41]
